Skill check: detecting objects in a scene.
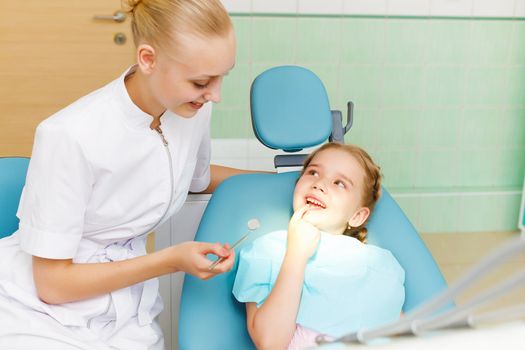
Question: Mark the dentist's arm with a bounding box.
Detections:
[201,165,253,193]
[246,205,320,350]
[201,165,274,194]
[32,241,234,305]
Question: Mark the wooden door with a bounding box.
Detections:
[0,0,135,156]
[0,2,162,342]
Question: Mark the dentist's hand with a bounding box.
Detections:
[166,241,235,280]
[286,204,320,262]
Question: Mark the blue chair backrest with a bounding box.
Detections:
[0,157,30,239]
[179,66,450,349]
[251,65,332,152]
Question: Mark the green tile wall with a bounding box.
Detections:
[213,15,525,233]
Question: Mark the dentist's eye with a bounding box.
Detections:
[193,82,209,89]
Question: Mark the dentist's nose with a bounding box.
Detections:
[204,78,222,103]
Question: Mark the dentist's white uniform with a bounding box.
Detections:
[0,66,212,349]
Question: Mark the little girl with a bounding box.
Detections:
[233,143,405,349]
[0,0,248,348]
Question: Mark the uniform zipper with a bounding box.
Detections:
[88,127,174,329]
[151,126,174,231]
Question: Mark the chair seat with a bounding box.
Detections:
[179,172,451,349]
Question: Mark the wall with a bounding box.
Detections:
[211,0,525,233]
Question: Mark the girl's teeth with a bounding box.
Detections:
[307,198,324,208]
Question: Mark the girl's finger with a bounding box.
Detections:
[291,204,310,222]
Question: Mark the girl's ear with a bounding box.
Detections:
[348,207,370,229]
[136,44,157,74]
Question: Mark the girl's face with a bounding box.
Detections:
[293,148,369,235]
[147,29,236,118]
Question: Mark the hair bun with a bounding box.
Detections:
[123,0,143,12]
[345,227,368,244]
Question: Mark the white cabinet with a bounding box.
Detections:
[155,194,211,350]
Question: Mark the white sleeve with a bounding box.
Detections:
[17,121,93,259]
[189,109,211,193]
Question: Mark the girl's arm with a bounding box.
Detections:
[245,205,320,350]
[32,241,233,305]
[246,252,308,350]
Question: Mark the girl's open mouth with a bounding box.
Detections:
[306,196,326,209]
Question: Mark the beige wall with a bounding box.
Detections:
[422,231,525,317]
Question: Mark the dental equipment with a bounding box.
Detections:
[462,302,525,327]
[414,301,525,333]
[316,233,525,345]
[411,269,525,334]
[208,218,260,271]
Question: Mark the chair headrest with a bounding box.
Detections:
[250,65,332,152]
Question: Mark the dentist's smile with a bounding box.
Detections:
[189,101,204,109]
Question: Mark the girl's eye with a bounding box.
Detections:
[334,180,346,189]
[308,170,319,177]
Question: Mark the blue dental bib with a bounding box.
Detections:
[232,230,405,337]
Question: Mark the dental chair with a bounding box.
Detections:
[0,157,30,239]
[178,66,451,349]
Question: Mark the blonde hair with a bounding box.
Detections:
[123,0,232,52]
[300,143,382,243]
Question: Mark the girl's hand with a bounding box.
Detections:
[166,241,235,280]
[287,204,320,261]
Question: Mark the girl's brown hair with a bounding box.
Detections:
[123,0,232,52]
[300,143,382,243]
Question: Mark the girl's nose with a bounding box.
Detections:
[312,180,326,193]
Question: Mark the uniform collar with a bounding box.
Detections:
[115,65,156,130]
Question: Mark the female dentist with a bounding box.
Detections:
[0,0,249,348]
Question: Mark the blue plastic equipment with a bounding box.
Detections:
[0,157,30,239]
